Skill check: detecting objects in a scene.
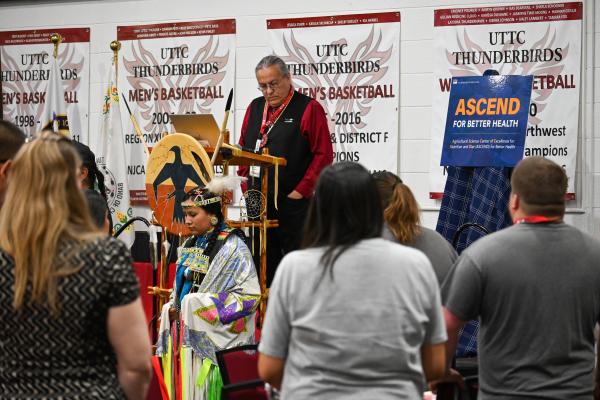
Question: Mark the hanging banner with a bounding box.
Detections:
[429,2,582,198]
[441,75,533,167]
[267,12,400,171]
[117,19,236,204]
[0,28,90,141]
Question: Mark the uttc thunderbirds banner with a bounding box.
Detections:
[429,2,582,198]
[117,19,236,204]
[0,28,90,141]
[268,12,400,172]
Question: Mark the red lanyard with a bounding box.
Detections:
[514,216,562,224]
[259,88,294,148]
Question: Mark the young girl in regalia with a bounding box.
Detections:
[156,178,260,400]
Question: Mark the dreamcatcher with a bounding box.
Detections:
[240,189,267,219]
[239,189,267,256]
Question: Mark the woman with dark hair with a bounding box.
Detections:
[258,162,447,399]
[71,141,108,200]
[0,132,151,399]
[372,170,457,286]
[72,141,115,235]
[84,189,110,234]
[156,179,260,399]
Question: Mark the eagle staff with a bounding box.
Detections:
[210,88,233,167]
[122,94,150,156]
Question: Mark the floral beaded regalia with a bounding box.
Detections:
[156,178,261,400]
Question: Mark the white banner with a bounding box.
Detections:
[117,19,236,204]
[0,28,90,142]
[97,60,134,248]
[429,2,582,198]
[267,12,400,171]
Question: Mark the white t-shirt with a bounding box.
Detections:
[259,238,447,400]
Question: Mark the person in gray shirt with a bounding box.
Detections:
[258,162,447,400]
[373,170,457,286]
[442,157,600,400]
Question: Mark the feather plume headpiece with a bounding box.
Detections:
[206,176,246,195]
[182,176,247,208]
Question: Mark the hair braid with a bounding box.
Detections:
[204,221,224,261]
[92,166,114,233]
[93,164,108,202]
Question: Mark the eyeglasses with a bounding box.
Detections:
[257,80,281,93]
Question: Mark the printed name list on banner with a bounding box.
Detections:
[117,19,236,204]
[441,75,533,167]
[429,2,582,199]
[0,28,91,141]
[268,12,400,171]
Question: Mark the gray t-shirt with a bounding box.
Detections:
[443,222,600,400]
[383,225,457,286]
[259,238,446,400]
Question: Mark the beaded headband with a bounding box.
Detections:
[182,191,221,208]
[182,176,246,208]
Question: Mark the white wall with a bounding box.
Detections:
[0,0,597,234]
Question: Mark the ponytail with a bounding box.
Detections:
[372,170,421,245]
[94,165,108,202]
[90,164,112,233]
[384,182,421,244]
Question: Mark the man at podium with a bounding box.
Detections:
[238,55,333,286]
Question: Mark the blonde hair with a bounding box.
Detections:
[0,132,99,315]
[372,171,421,245]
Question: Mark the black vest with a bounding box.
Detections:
[244,92,313,197]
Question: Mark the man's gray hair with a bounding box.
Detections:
[255,55,290,77]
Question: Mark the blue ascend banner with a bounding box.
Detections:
[441,75,533,167]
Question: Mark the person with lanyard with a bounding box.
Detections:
[156,177,261,400]
[440,156,600,399]
[238,55,333,286]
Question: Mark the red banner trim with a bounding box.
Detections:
[267,12,400,30]
[434,2,582,27]
[0,28,90,45]
[118,19,235,41]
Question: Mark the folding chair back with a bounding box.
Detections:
[216,344,260,386]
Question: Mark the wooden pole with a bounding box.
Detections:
[259,149,270,326]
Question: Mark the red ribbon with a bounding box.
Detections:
[514,215,562,224]
[259,88,295,148]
